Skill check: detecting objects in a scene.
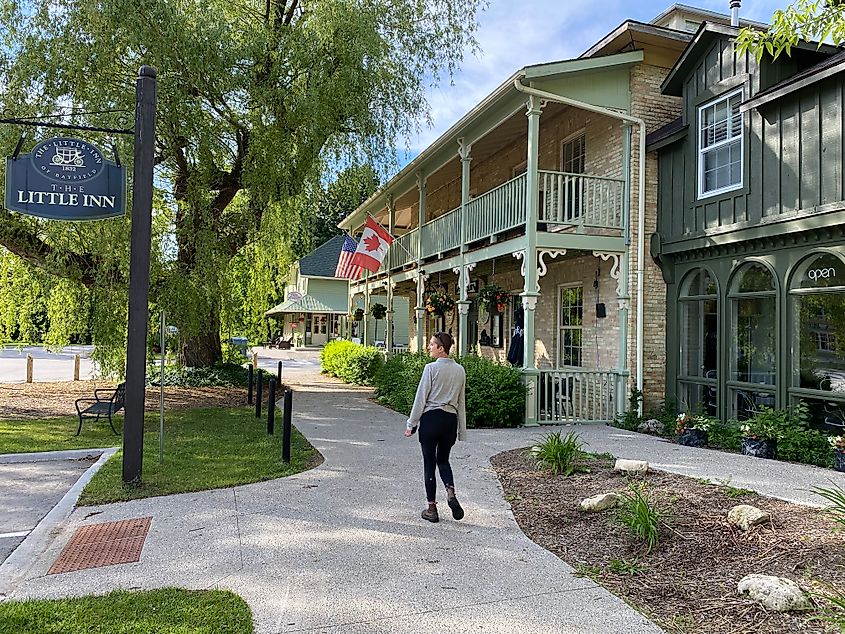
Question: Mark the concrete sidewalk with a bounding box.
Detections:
[7,368,845,632]
[6,372,663,634]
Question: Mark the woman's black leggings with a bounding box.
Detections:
[418,408,458,503]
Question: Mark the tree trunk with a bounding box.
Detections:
[179,311,223,367]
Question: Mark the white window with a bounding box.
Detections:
[698,90,743,198]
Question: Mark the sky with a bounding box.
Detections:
[402,0,789,161]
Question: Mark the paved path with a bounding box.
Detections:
[6,371,663,634]
[0,345,97,383]
[0,458,93,564]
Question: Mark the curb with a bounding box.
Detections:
[0,447,118,598]
[0,448,115,464]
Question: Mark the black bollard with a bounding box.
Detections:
[267,379,276,435]
[277,360,283,384]
[247,364,254,405]
[282,389,292,463]
[255,371,263,419]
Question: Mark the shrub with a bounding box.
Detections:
[372,353,526,428]
[321,340,357,377]
[459,355,525,428]
[373,352,429,413]
[338,346,383,386]
[611,387,643,431]
[616,483,666,553]
[146,362,267,387]
[531,431,584,476]
[707,419,742,451]
[778,426,832,467]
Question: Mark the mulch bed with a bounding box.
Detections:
[491,448,845,634]
[0,381,266,420]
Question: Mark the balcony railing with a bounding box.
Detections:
[539,170,625,230]
[372,170,625,275]
[537,368,624,423]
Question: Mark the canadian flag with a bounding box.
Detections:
[350,215,394,273]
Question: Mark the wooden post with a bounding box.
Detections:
[73,354,80,381]
[252,352,259,369]
[26,354,33,383]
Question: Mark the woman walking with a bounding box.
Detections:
[404,332,467,523]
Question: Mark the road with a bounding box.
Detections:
[0,345,97,384]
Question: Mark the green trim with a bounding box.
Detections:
[523,50,643,79]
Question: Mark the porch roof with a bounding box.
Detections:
[265,295,347,317]
[338,49,645,234]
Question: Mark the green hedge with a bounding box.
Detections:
[372,352,526,428]
[320,340,383,385]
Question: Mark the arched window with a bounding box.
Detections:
[728,262,777,420]
[677,268,718,415]
[789,252,845,432]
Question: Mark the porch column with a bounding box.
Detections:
[522,95,544,426]
[415,173,427,353]
[363,272,370,346]
[385,279,394,354]
[416,272,426,353]
[620,122,633,414]
[457,138,472,356]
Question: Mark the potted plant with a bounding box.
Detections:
[424,287,455,316]
[477,283,510,313]
[830,435,845,472]
[353,308,364,322]
[369,302,387,320]
[675,412,711,447]
[740,407,785,459]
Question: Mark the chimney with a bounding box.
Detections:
[730,0,741,27]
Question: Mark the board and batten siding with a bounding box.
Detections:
[659,34,845,244]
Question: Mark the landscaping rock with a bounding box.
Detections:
[637,419,665,435]
[728,505,771,531]
[579,493,622,512]
[737,574,813,612]
[614,459,649,473]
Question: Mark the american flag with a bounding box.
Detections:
[335,234,363,279]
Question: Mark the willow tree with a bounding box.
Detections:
[736,0,845,59]
[0,0,482,369]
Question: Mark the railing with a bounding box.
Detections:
[376,171,624,275]
[420,206,462,255]
[539,171,625,230]
[464,173,527,242]
[537,368,624,423]
[385,229,419,270]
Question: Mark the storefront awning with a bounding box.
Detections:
[265,295,347,317]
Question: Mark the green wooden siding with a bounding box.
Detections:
[658,35,845,248]
[304,278,349,313]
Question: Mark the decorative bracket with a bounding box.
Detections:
[593,251,623,298]
[513,250,526,278]
[452,262,477,297]
[522,295,538,311]
[537,249,566,293]
[457,302,470,316]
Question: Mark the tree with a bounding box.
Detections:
[0,0,482,371]
[736,0,845,60]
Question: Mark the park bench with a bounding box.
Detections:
[74,383,125,436]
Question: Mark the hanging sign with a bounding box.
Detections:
[5,137,126,220]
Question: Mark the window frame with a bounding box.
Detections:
[697,88,744,200]
[677,268,719,415]
[556,283,584,368]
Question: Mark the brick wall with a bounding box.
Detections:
[628,64,683,409]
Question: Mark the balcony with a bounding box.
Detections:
[380,170,626,273]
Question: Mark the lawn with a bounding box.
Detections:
[0,414,121,454]
[77,407,321,505]
[0,587,253,633]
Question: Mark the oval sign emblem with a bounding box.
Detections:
[31,138,105,183]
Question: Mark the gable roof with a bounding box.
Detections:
[741,48,845,112]
[662,22,839,96]
[298,235,345,277]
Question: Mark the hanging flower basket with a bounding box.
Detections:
[477,284,509,313]
[353,308,364,321]
[829,436,845,472]
[424,288,455,316]
[369,302,387,320]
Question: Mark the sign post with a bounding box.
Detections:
[122,66,157,485]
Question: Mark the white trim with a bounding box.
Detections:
[559,129,586,172]
[697,88,744,200]
[556,283,584,368]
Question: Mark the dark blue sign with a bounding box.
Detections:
[5,137,126,220]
